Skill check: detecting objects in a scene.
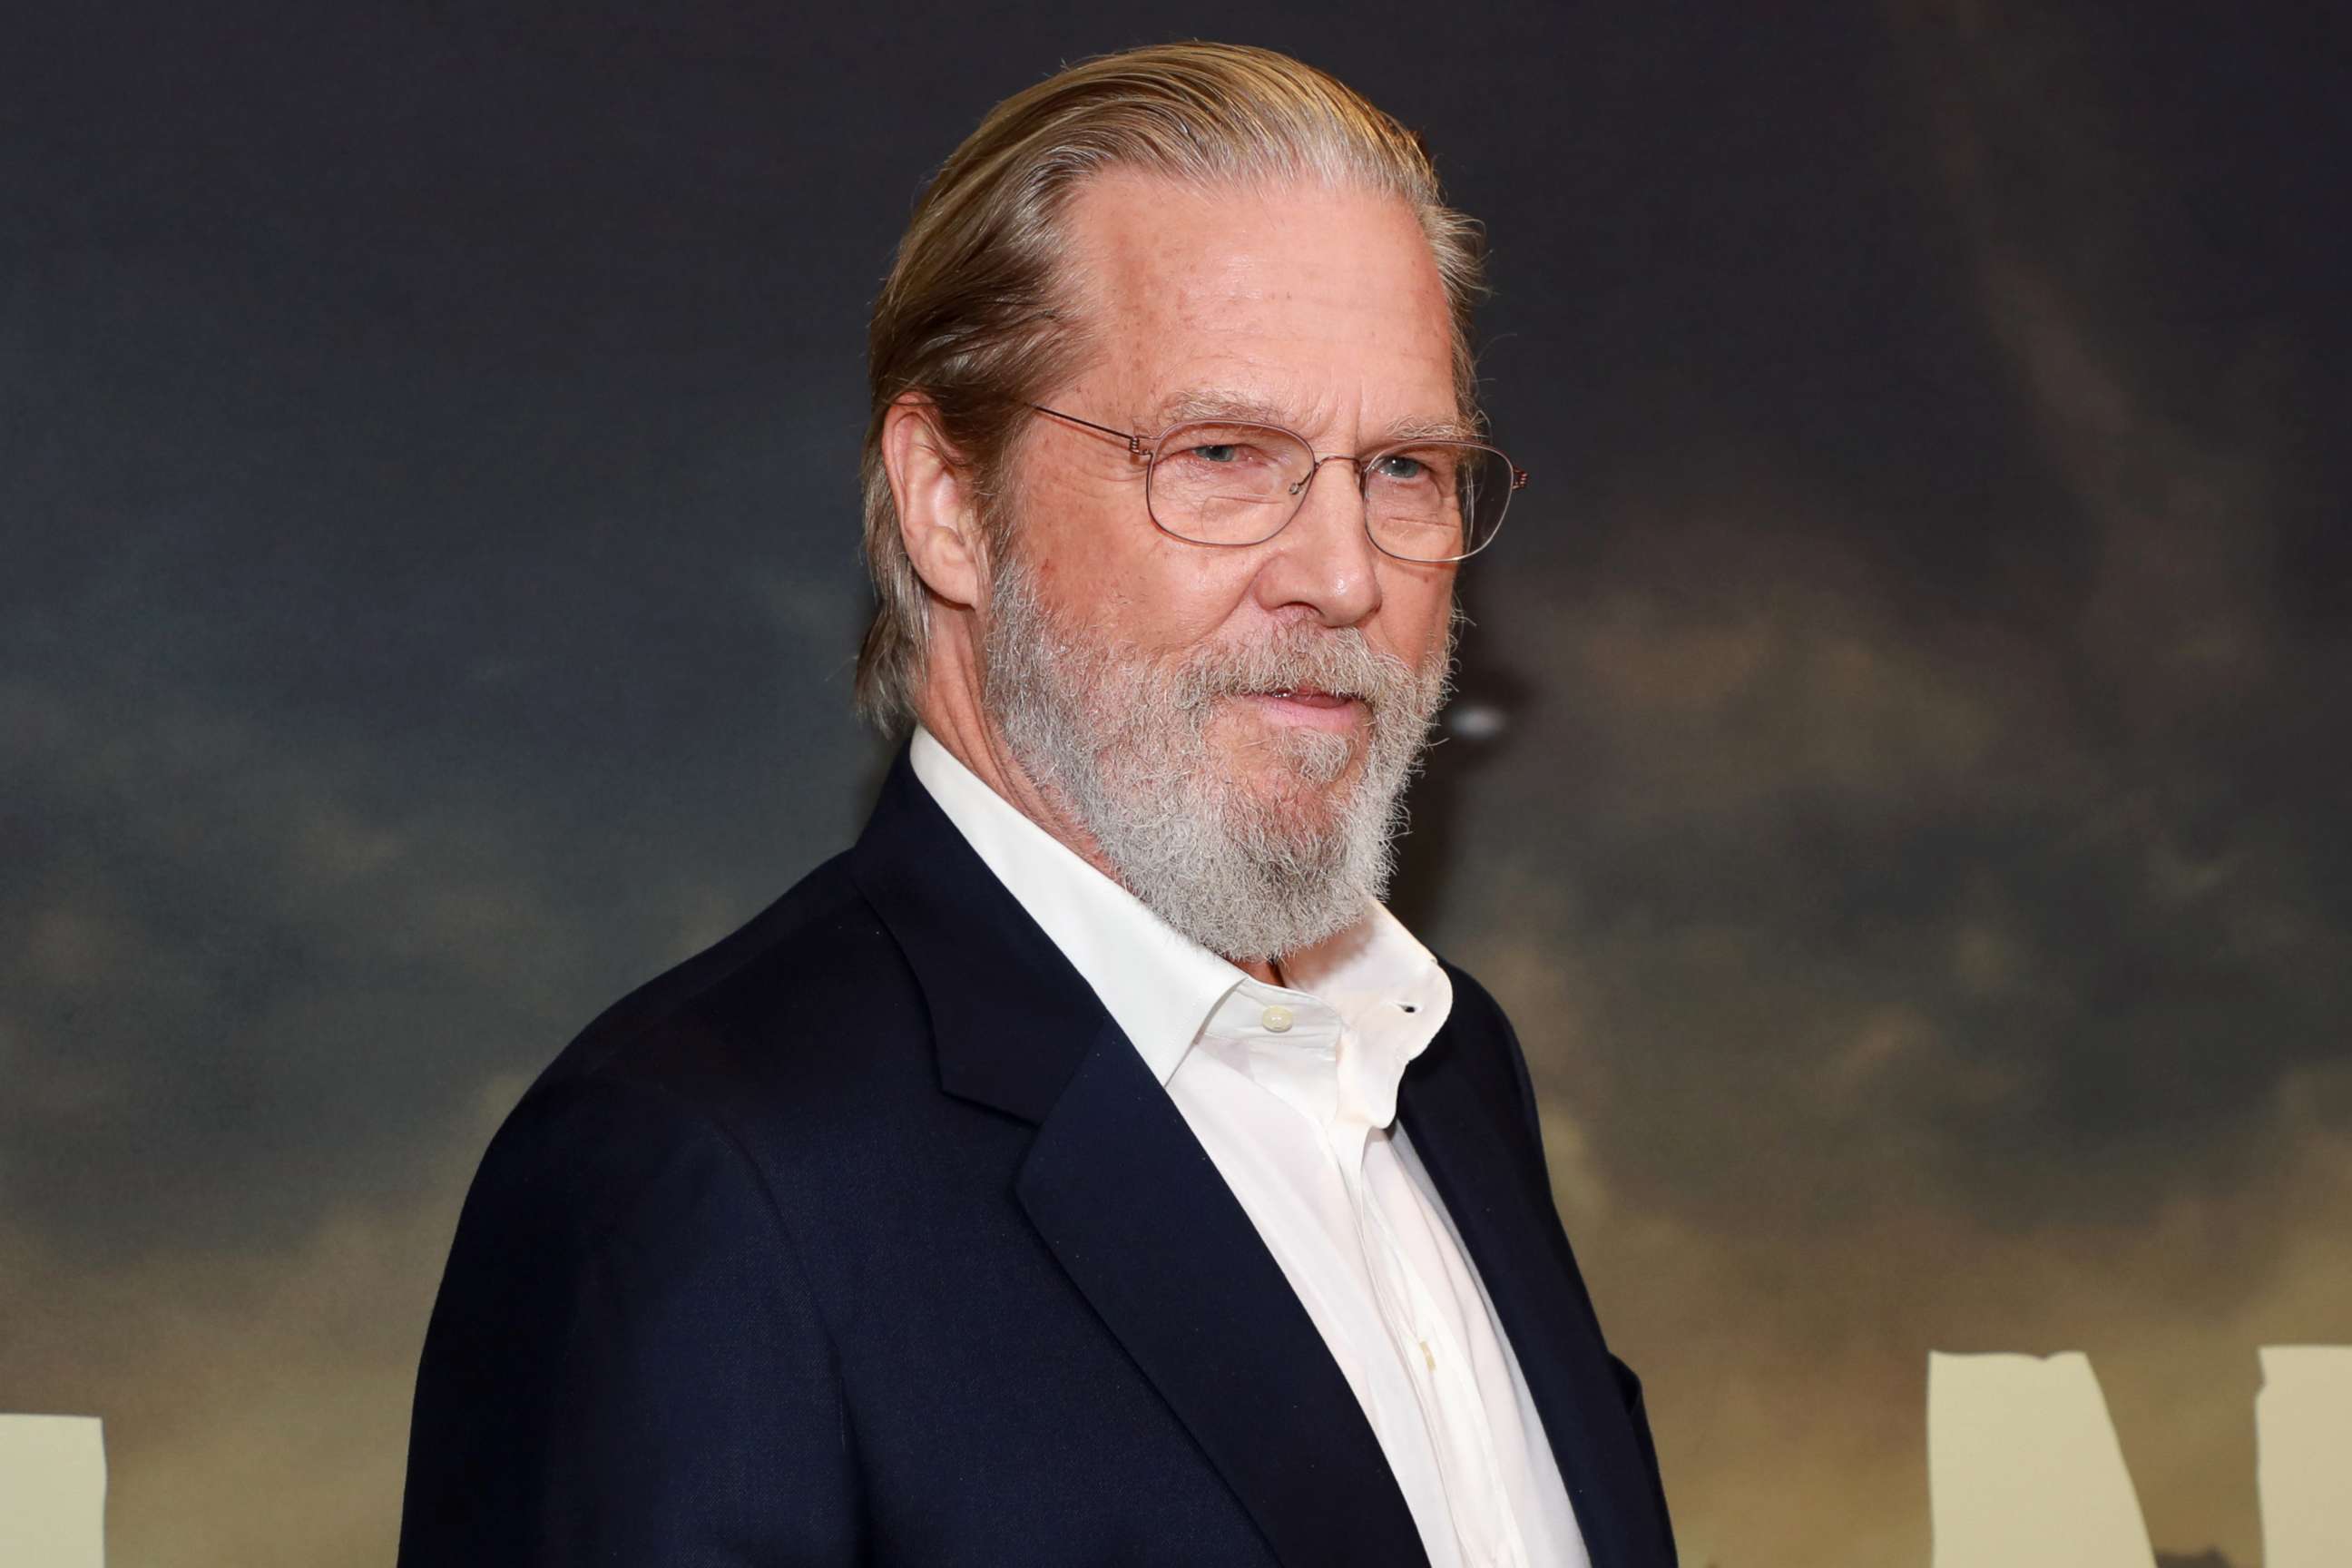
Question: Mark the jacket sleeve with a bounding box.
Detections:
[396,1071,860,1565]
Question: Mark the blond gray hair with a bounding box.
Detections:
[855,41,1488,730]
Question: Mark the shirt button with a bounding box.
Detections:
[1260,1004,1294,1033]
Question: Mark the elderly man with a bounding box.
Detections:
[399,41,1674,1568]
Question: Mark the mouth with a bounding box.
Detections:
[1239,687,1367,730]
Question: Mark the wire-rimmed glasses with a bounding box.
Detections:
[1027,405,1524,564]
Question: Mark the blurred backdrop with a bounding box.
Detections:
[5,3,2347,1564]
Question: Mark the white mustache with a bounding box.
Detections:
[1174,631,1411,710]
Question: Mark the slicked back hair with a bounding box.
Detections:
[854,42,1488,731]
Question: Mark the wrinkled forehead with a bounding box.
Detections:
[1053,168,1465,441]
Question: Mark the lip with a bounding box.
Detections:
[1239,689,1367,731]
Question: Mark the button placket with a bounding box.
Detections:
[1357,1156,1532,1568]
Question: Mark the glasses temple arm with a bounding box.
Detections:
[1026,403,1148,455]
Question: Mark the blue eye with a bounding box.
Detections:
[1374,454,1426,482]
[1191,445,1241,463]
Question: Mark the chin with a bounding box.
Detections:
[1224,745,1360,820]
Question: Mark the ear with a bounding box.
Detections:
[880,394,986,611]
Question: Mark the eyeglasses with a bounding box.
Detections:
[1026,405,1524,564]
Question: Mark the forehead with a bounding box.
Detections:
[1057,169,1461,434]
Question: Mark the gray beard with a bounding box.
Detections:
[981,552,1455,965]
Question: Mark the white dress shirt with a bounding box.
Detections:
[910,726,1588,1568]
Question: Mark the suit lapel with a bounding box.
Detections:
[1018,1027,1428,1568]
[1397,1014,1674,1568]
[850,750,1426,1568]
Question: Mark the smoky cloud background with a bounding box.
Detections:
[5,4,2345,1564]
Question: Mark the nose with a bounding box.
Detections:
[1250,456,1383,627]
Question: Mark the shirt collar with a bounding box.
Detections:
[907,725,1452,1102]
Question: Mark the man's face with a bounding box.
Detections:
[980,171,1464,961]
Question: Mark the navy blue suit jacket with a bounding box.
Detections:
[397,750,1676,1566]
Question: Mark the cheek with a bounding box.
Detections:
[1381,566,1457,665]
[1143,556,1267,647]
[1034,510,1259,647]
[1010,462,1144,610]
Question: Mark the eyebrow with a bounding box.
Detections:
[1146,387,1483,446]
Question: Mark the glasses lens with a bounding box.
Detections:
[1147,423,1316,544]
[1365,442,1514,562]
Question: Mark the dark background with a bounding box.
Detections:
[5,3,2347,1563]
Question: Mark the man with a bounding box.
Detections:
[399,42,1674,1568]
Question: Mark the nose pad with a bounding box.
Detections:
[1288,455,1360,505]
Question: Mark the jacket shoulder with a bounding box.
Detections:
[560,848,890,1063]
[524,848,929,1113]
